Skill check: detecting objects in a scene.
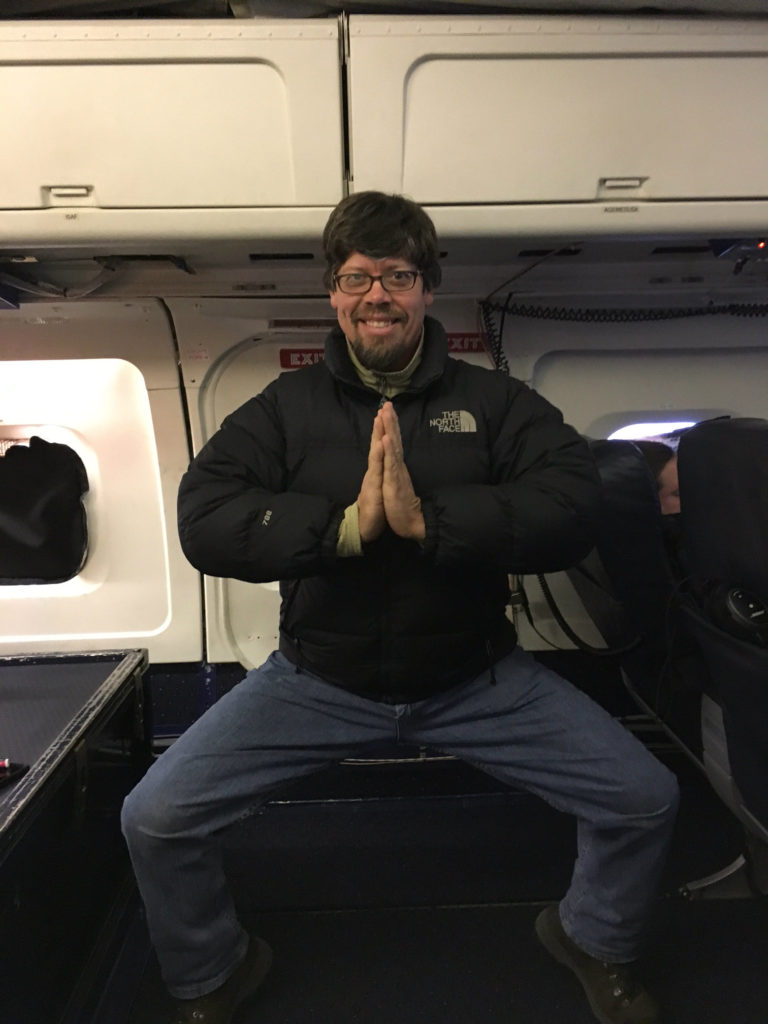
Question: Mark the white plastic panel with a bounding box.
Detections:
[530,347,768,435]
[493,301,768,386]
[0,360,170,652]
[0,19,343,243]
[173,297,332,668]
[348,16,768,233]
[0,301,201,663]
[7,63,300,208]
[194,326,329,664]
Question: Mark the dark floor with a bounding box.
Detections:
[6,652,766,1024]
[124,899,768,1024]
[99,751,768,1024]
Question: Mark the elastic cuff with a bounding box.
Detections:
[336,502,363,557]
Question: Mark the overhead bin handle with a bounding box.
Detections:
[597,176,649,197]
[42,185,95,205]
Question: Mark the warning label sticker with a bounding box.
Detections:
[280,335,485,368]
[279,348,325,369]
[446,334,485,353]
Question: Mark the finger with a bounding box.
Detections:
[381,432,397,469]
[380,405,404,459]
[382,434,409,490]
[379,401,399,432]
[368,436,384,473]
[368,414,385,463]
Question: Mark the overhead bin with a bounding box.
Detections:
[0,20,344,247]
[347,15,768,238]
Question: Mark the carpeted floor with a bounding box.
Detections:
[122,889,768,1024]
[116,754,768,1024]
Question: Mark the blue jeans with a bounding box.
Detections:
[121,648,679,999]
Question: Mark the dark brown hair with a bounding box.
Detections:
[322,191,441,292]
[634,440,676,489]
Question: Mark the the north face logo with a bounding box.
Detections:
[429,410,477,433]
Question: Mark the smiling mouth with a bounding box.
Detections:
[355,310,403,328]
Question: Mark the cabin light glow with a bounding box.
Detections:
[609,421,696,440]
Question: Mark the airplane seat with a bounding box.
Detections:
[675,418,768,878]
[565,439,706,762]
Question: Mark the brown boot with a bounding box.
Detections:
[535,906,659,1024]
[170,936,272,1024]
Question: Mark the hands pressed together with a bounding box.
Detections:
[357,401,426,544]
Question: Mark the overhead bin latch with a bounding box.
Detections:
[41,185,95,206]
[597,176,649,199]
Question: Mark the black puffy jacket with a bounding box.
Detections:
[178,317,600,701]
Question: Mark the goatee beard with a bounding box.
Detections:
[350,337,411,372]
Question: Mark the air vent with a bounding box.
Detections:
[0,284,19,309]
[109,255,194,274]
[517,247,582,258]
[651,245,712,255]
[249,253,315,262]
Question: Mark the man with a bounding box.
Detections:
[635,440,681,515]
[122,191,679,1024]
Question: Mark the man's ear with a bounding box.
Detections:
[424,289,434,308]
[329,289,340,310]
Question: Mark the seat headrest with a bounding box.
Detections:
[585,439,675,643]
[678,417,768,604]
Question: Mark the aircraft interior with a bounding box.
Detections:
[1,4,767,1023]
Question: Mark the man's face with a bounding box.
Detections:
[329,252,433,372]
[658,455,681,516]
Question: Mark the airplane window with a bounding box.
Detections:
[0,436,89,585]
[0,438,29,456]
[608,421,696,440]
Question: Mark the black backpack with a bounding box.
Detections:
[0,436,89,584]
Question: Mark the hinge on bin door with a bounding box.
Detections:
[338,11,350,63]
[338,12,352,194]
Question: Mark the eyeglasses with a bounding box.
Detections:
[333,270,422,295]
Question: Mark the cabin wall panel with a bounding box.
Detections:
[169,296,332,667]
[0,359,170,649]
[532,347,768,436]
[0,301,201,662]
[147,387,204,663]
[500,311,768,432]
[497,308,768,387]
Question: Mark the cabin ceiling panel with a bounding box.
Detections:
[3,232,768,303]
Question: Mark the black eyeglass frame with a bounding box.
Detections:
[332,270,423,295]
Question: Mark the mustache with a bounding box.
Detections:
[352,304,405,323]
